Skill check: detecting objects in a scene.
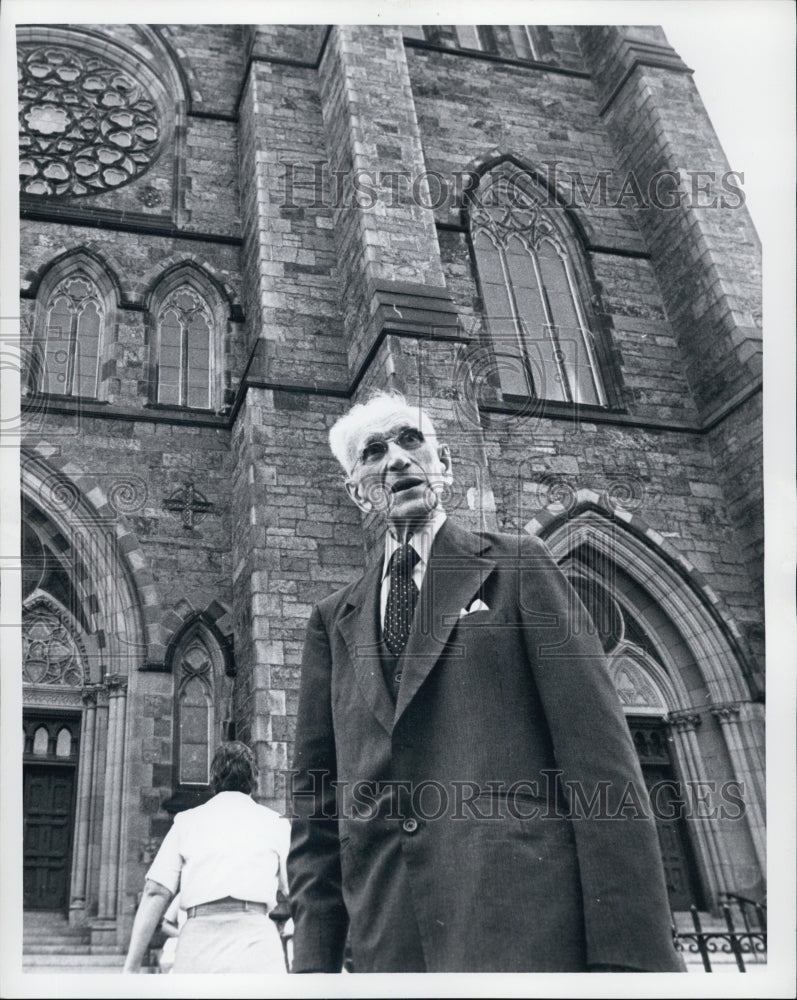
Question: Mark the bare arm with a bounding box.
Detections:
[160,917,180,939]
[122,879,173,973]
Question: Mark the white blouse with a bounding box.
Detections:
[146,791,290,910]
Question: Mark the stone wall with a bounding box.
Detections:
[18,24,765,927]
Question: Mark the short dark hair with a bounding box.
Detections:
[209,741,257,796]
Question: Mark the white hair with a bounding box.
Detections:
[329,390,439,475]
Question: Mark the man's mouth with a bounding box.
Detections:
[390,477,424,495]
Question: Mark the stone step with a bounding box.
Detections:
[23,911,70,923]
[24,930,90,941]
[672,910,726,931]
[23,966,138,974]
[23,962,159,975]
[24,946,122,958]
[22,953,126,968]
[685,960,769,973]
[23,943,93,955]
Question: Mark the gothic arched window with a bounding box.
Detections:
[155,285,214,409]
[508,26,539,60]
[176,635,214,785]
[42,273,104,397]
[566,571,668,714]
[470,168,607,406]
[29,252,117,400]
[169,618,233,795]
[454,26,498,53]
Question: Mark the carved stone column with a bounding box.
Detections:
[69,684,100,921]
[711,702,766,872]
[665,710,731,905]
[96,675,128,929]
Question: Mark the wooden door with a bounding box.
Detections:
[628,718,703,911]
[23,765,76,911]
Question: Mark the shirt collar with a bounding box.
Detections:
[382,508,447,581]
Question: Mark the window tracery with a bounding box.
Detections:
[22,606,85,687]
[18,43,161,198]
[567,571,668,713]
[176,636,215,786]
[156,287,213,409]
[42,273,104,396]
[470,170,606,405]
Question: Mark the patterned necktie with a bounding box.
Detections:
[383,543,421,656]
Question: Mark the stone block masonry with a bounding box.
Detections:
[18,25,765,933]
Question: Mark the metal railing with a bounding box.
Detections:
[672,896,767,972]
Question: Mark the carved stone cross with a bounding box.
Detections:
[163,481,214,529]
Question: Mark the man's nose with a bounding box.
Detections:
[385,440,410,469]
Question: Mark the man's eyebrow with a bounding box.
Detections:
[361,423,416,447]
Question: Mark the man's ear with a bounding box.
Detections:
[437,443,453,484]
[345,477,372,512]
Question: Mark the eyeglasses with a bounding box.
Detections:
[355,427,426,466]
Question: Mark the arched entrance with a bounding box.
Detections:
[21,447,150,942]
[534,501,765,910]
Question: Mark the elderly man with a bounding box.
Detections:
[287,390,683,973]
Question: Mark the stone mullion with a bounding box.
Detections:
[666,712,730,905]
[711,703,766,871]
[69,685,98,918]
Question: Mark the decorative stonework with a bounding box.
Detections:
[18,43,161,197]
[163,481,215,529]
[609,653,667,711]
[470,173,558,252]
[710,703,742,725]
[107,475,148,515]
[22,684,84,709]
[22,606,85,686]
[666,711,703,733]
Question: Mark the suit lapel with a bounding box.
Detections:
[336,557,395,735]
[394,521,495,726]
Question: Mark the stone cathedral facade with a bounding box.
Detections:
[18,24,763,952]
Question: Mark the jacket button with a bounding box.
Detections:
[402,818,418,834]
[394,671,402,684]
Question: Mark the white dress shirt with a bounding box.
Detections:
[379,509,446,628]
[146,791,290,910]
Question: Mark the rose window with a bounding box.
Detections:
[18,44,162,197]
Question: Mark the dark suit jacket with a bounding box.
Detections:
[288,520,684,972]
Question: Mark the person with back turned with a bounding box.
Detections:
[124,741,291,973]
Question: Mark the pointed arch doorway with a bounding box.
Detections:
[567,569,705,910]
[21,446,152,940]
[535,501,765,911]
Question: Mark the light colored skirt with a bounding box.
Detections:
[172,910,286,973]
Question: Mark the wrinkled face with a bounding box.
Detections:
[344,404,452,532]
